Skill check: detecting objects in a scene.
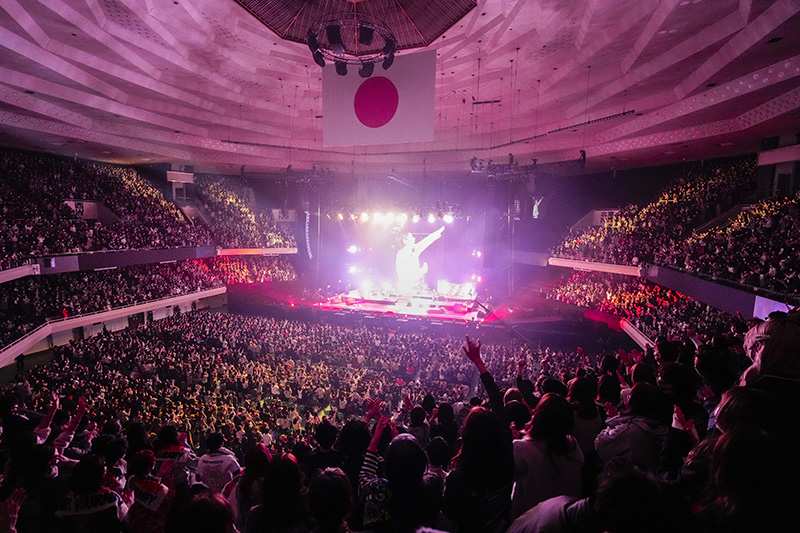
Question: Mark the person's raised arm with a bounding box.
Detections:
[463,336,503,417]
[413,226,445,255]
[54,396,87,454]
[34,392,59,445]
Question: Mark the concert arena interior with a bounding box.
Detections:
[0,1,799,532]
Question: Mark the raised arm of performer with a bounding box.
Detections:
[413,226,444,256]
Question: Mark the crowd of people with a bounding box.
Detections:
[656,192,800,295]
[0,261,223,348]
[0,305,795,532]
[0,151,299,271]
[546,271,738,341]
[195,175,297,250]
[195,256,297,285]
[0,253,300,350]
[0,150,216,267]
[552,158,757,266]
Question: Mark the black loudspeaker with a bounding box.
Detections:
[483,213,497,268]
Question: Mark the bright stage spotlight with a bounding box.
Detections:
[347,245,358,254]
[350,213,357,220]
[427,213,436,223]
[412,214,421,223]
[386,212,395,224]
[360,212,369,222]
[348,265,359,274]
[397,213,408,224]
[373,212,383,223]
[337,213,344,221]
[443,213,454,224]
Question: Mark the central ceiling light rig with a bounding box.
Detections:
[306,14,396,77]
[235,0,476,77]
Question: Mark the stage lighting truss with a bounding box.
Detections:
[306,14,396,76]
[327,204,461,224]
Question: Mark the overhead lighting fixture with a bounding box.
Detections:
[358,61,375,78]
[305,13,398,74]
[307,30,319,53]
[382,38,396,70]
[359,25,374,46]
[326,25,345,55]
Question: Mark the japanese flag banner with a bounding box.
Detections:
[322,50,435,147]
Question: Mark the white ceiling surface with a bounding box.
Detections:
[1,0,800,176]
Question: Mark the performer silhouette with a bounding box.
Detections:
[396,226,444,293]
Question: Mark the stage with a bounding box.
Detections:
[313,289,482,323]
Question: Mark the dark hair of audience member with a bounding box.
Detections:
[451,406,513,487]
[525,393,575,456]
[291,440,311,463]
[436,402,455,426]
[703,430,799,532]
[594,458,698,533]
[126,421,153,457]
[206,432,224,451]
[3,443,55,496]
[314,419,338,450]
[156,425,180,449]
[256,453,305,531]
[597,374,621,405]
[427,436,451,470]
[567,376,599,419]
[129,449,157,477]
[628,383,672,424]
[308,468,352,533]
[631,362,657,385]
[336,420,371,487]
[656,338,679,364]
[71,454,106,495]
[174,491,236,533]
[421,394,437,414]
[538,377,567,397]
[694,346,736,396]
[384,433,430,528]
[600,354,620,375]
[409,405,427,428]
[237,444,271,521]
[713,387,782,435]
[505,400,531,431]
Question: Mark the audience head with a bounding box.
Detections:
[173,491,236,533]
[426,436,451,469]
[314,419,338,450]
[741,311,800,384]
[206,432,224,452]
[594,459,698,533]
[526,393,575,455]
[436,402,454,426]
[308,468,352,533]
[452,406,513,486]
[597,374,622,405]
[70,454,106,495]
[503,388,524,405]
[129,449,157,477]
[628,383,672,423]
[410,405,427,427]
[505,400,531,431]
[337,420,370,460]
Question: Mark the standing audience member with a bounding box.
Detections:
[197,432,241,494]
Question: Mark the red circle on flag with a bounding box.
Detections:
[354,76,399,128]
